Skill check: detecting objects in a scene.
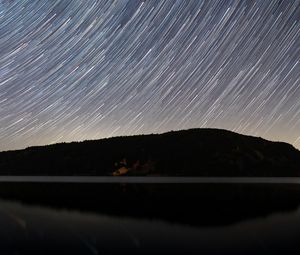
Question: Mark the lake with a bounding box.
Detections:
[0,177,300,254]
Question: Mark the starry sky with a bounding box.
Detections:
[0,0,299,152]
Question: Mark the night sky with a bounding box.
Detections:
[0,0,299,151]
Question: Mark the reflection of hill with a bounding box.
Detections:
[0,183,299,227]
[0,128,300,176]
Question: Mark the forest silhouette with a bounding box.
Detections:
[0,128,299,176]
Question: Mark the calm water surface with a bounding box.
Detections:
[0,178,300,254]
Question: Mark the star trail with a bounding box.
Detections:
[0,0,299,151]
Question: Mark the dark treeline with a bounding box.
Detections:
[0,128,299,176]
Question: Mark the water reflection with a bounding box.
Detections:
[0,183,300,254]
[1,198,300,255]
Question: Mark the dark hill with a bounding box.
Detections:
[0,128,299,176]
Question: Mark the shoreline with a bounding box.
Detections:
[0,176,300,184]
